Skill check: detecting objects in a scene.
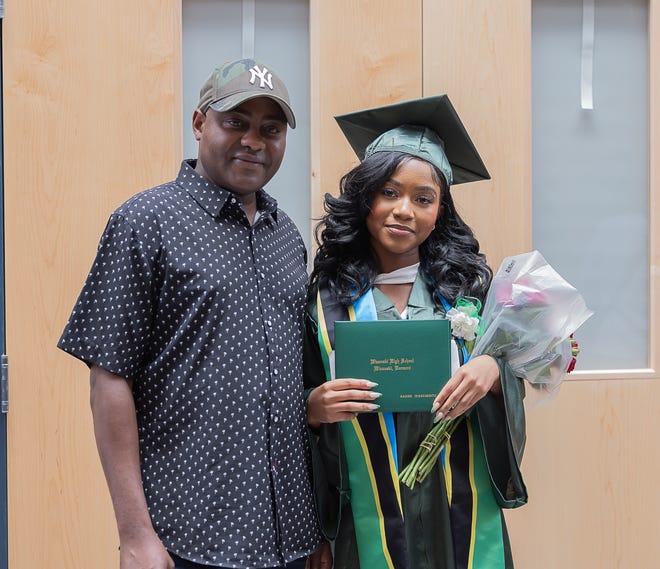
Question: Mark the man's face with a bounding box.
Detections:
[192,97,288,196]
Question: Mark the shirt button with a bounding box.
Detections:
[260,272,266,279]
[266,320,272,327]
[273,415,279,423]
[273,368,279,376]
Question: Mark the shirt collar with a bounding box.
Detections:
[407,270,436,309]
[372,269,437,316]
[176,160,279,223]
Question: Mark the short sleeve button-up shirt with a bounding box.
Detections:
[58,160,321,567]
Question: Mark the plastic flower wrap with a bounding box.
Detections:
[471,250,593,406]
[399,251,592,489]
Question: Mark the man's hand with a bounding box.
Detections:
[119,529,174,569]
[306,540,332,569]
[90,365,172,569]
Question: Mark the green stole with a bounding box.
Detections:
[443,419,507,568]
[317,288,407,569]
[316,284,507,569]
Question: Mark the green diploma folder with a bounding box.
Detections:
[334,319,452,412]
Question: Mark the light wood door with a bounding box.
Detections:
[2,1,182,566]
[0,17,8,568]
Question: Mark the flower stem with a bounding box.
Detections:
[398,417,464,489]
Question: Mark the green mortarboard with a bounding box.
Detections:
[334,95,490,186]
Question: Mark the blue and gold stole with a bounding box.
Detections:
[317,287,507,569]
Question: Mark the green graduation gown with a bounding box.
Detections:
[303,274,528,569]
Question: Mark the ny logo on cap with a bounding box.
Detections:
[249,65,274,90]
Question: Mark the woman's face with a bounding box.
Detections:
[366,157,441,273]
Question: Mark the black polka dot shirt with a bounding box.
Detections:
[58,160,322,567]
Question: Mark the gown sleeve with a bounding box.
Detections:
[475,358,528,509]
[303,301,349,540]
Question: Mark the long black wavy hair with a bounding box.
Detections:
[309,151,492,306]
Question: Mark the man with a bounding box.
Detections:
[58,59,323,569]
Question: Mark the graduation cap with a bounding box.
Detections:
[334,95,490,186]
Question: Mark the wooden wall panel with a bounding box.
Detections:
[506,1,660,567]
[506,379,660,568]
[3,1,182,566]
[421,2,660,568]
[422,0,532,269]
[651,0,660,375]
[310,0,423,235]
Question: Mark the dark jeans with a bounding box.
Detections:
[170,552,307,569]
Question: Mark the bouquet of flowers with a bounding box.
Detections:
[399,250,593,489]
[470,249,593,406]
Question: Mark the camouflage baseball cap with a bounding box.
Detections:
[197,58,296,128]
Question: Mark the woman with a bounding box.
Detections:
[303,96,528,569]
